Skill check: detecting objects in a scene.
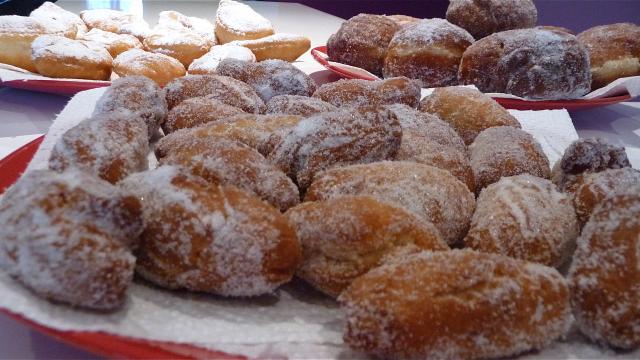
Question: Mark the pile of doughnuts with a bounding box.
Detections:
[0,0,310,84]
[327,0,640,98]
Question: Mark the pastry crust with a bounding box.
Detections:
[163,74,265,112]
[113,49,186,86]
[419,86,520,145]
[470,126,550,194]
[188,44,255,74]
[266,95,338,117]
[31,35,113,80]
[573,168,640,224]
[306,161,475,246]
[465,174,579,268]
[163,96,246,133]
[459,28,591,100]
[214,0,274,44]
[340,249,571,359]
[446,0,537,39]
[30,1,88,38]
[327,13,399,76]
[80,9,137,33]
[143,29,211,67]
[577,23,640,89]
[0,170,142,310]
[229,33,310,62]
[286,195,448,297]
[79,28,142,57]
[120,166,301,296]
[568,190,640,348]
[216,58,317,102]
[313,77,421,108]
[158,10,216,46]
[0,15,66,72]
[383,18,474,87]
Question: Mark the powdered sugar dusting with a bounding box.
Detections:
[215,0,272,35]
[31,35,113,63]
[188,45,255,74]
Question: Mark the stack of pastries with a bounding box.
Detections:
[327,0,640,98]
[0,0,311,84]
[0,58,638,358]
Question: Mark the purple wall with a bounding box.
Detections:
[288,0,640,34]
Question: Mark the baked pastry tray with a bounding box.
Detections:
[311,46,639,111]
[1,87,639,359]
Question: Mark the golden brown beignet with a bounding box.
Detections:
[214,0,274,44]
[340,249,571,359]
[306,161,475,246]
[0,169,142,310]
[120,166,301,296]
[568,189,640,349]
[113,49,186,87]
[30,35,113,80]
[286,195,447,297]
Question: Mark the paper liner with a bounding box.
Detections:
[0,87,638,359]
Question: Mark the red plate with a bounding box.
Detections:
[0,136,245,359]
[311,46,634,111]
[1,79,110,96]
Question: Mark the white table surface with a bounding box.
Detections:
[0,1,639,359]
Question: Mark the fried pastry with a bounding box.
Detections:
[313,77,421,108]
[120,166,301,296]
[158,10,216,46]
[113,49,186,86]
[446,0,537,39]
[163,96,246,134]
[306,161,475,245]
[143,29,211,67]
[215,0,274,44]
[80,9,137,33]
[78,28,142,57]
[286,195,447,297]
[188,44,255,74]
[30,35,113,80]
[266,95,338,117]
[229,33,311,62]
[30,1,88,38]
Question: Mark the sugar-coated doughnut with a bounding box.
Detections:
[573,168,640,225]
[155,114,302,159]
[386,14,421,28]
[117,20,151,41]
[418,86,520,145]
[164,74,265,113]
[159,137,299,211]
[465,175,579,268]
[577,23,640,89]
[80,9,136,33]
[229,33,311,62]
[327,14,399,76]
[93,76,168,139]
[446,0,537,39]
[120,166,301,296]
[470,126,550,194]
[383,18,474,87]
[188,44,255,74]
[31,35,113,80]
[143,29,211,67]
[306,161,475,245]
[266,95,338,117]
[459,28,591,100]
[49,111,149,184]
[568,190,640,349]
[313,77,421,108]
[163,96,246,133]
[30,2,88,38]
[286,196,448,297]
[79,28,142,57]
[216,59,317,102]
[0,15,67,72]
[551,137,631,194]
[340,249,571,359]
[215,0,274,44]
[113,49,186,86]
[0,169,142,310]
[388,104,475,191]
[268,107,402,190]
[158,10,216,46]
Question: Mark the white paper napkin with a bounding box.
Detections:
[0,88,637,360]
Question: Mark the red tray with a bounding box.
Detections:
[0,136,244,359]
[310,46,633,111]
[0,79,110,96]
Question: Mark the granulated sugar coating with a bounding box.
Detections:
[573,168,640,224]
[339,249,571,359]
[568,189,640,349]
[266,95,338,117]
[306,161,475,246]
[216,59,317,102]
[163,74,265,113]
[465,174,579,268]
[49,111,149,184]
[119,166,301,297]
[159,136,300,211]
[0,169,142,310]
[267,107,402,190]
[163,96,246,133]
[313,77,421,108]
[93,76,167,139]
